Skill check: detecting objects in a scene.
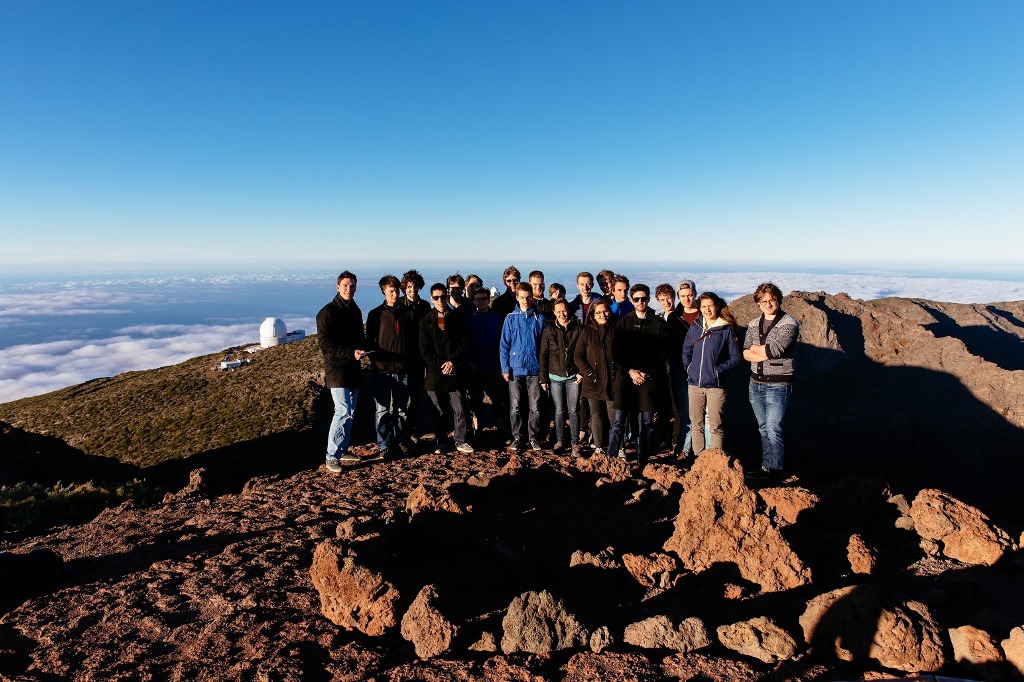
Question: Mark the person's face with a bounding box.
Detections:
[466,278,481,299]
[448,283,463,300]
[598,275,612,295]
[473,292,490,312]
[405,281,420,300]
[549,289,564,301]
[383,285,399,306]
[679,286,696,309]
[592,305,611,326]
[657,293,674,314]
[504,273,520,292]
[577,276,593,297]
[631,291,650,313]
[613,281,628,302]
[700,297,719,321]
[529,275,545,298]
[430,289,448,312]
[554,303,570,325]
[337,278,356,301]
[515,289,532,311]
[757,295,779,316]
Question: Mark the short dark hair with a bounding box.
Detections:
[754,282,783,303]
[552,298,570,313]
[447,273,465,288]
[379,274,400,292]
[548,282,566,298]
[612,274,630,288]
[629,283,650,298]
[529,270,544,280]
[466,273,482,286]
[401,269,425,290]
[503,265,521,281]
[429,282,447,296]
[597,269,615,282]
[337,271,357,285]
[654,283,675,300]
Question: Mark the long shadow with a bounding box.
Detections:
[0,423,142,488]
[921,303,1024,371]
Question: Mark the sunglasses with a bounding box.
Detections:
[431,294,448,300]
[631,296,650,303]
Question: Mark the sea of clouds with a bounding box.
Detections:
[1,267,1021,404]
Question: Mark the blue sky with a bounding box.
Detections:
[1,1,1022,268]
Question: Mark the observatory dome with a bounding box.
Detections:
[260,317,288,348]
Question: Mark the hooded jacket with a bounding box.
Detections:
[681,317,741,389]
[574,322,615,401]
[499,305,545,376]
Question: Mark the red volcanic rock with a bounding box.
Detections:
[847,534,878,575]
[574,452,632,482]
[622,615,710,653]
[400,584,458,659]
[948,625,1004,675]
[405,484,467,516]
[799,585,945,673]
[716,616,798,663]
[662,450,811,593]
[640,463,687,491]
[910,489,1016,566]
[757,485,819,526]
[309,540,400,636]
[621,552,678,589]
[561,651,661,681]
[500,590,589,655]
[660,652,759,681]
[1003,627,1024,677]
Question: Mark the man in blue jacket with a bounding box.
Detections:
[500,282,546,454]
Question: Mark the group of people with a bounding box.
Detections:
[316,267,799,482]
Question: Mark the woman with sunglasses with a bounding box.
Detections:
[742,282,798,481]
[573,299,616,455]
[681,292,741,455]
[607,284,667,466]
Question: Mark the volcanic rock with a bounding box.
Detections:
[847,534,878,574]
[309,540,400,636]
[468,631,498,653]
[660,652,759,681]
[716,616,798,663]
[162,467,209,503]
[948,625,1004,676]
[561,651,661,681]
[662,450,811,593]
[574,453,632,482]
[1002,627,1024,677]
[640,463,687,491]
[757,485,819,526]
[621,552,678,589]
[800,585,945,673]
[589,626,614,653]
[910,489,1015,566]
[405,484,467,516]
[622,615,710,653]
[500,590,589,654]
[400,584,458,659]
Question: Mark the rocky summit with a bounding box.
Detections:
[1,292,1023,681]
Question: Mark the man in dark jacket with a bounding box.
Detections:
[608,284,667,467]
[492,265,521,319]
[400,269,431,442]
[420,283,475,454]
[466,286,511,441]
[317,271,368,472]
[365,274,414,459]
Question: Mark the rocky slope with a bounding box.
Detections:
[1,291,1023,680]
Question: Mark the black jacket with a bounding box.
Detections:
[316,294,365,389]
[492,290,517,319]
[366,303,415,374]
[419,309,469,392]
[400,296,431,366]
[539,318,583,384]
[574,323,616,401]
[612,311,667,411]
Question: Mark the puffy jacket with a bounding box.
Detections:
[499,306,545,376]
[574,323,615,401]
[681,317,741,388]
[539,318,582,383]
[316,295,365,389]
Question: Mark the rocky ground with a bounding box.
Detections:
[2,435,1023,681]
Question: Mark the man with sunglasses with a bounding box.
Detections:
[608,283,667,467]
[419,283,474,455]
[492,265,522,319]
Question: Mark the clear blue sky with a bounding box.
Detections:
[1,1,1021,268]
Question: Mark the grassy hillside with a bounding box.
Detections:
[0,337,325,468]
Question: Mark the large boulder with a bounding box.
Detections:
[847,534,878,575]
[622,615,710,653]
[621,552,678,589]
[501,590,589,654]
[662,450,811,593]
[309,540,400,636]
[799,585,945,673]
[948,625,1004,676]
[1002,627,1024,677]
[400,584,458,659]
[716,617,798,663]
[909,489,1016,566]
[757,485,819,526]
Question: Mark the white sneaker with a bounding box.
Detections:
[456,442,474,454]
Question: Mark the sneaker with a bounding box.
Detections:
[456,442,474,454]
[325,458,343,473]
[616,452,628,462]
[571,445,581,457]
[377,447,390,460]
[593,448,606,456]
[552,442,564,454]
[530,439,542,452]
[338,452,361,464]
[507,442,523,455]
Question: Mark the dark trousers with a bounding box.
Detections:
[586,398,616,451]
[608,409,655,463]
[467,370,511,433]
[427,390,469,445]
[508,375,541,445]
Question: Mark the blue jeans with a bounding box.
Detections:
[549,378,581,447]
[748,380,792,471]
[608,409,654,461]
[327,387,359,461]
[508,374,541,445]
[372,372,408,450]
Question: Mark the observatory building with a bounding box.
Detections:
[259,317,306,348]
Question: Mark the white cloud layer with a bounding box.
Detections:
[0,317,314,403]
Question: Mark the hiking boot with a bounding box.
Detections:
[338,452,361,464]
[455,442,474,454]
[552,442,564,454]
[571,445,581,457]
[530,439,542,452]
[325,458,343,473]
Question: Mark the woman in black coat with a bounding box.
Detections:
[573,299,616,455]
[540,299,584,455]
